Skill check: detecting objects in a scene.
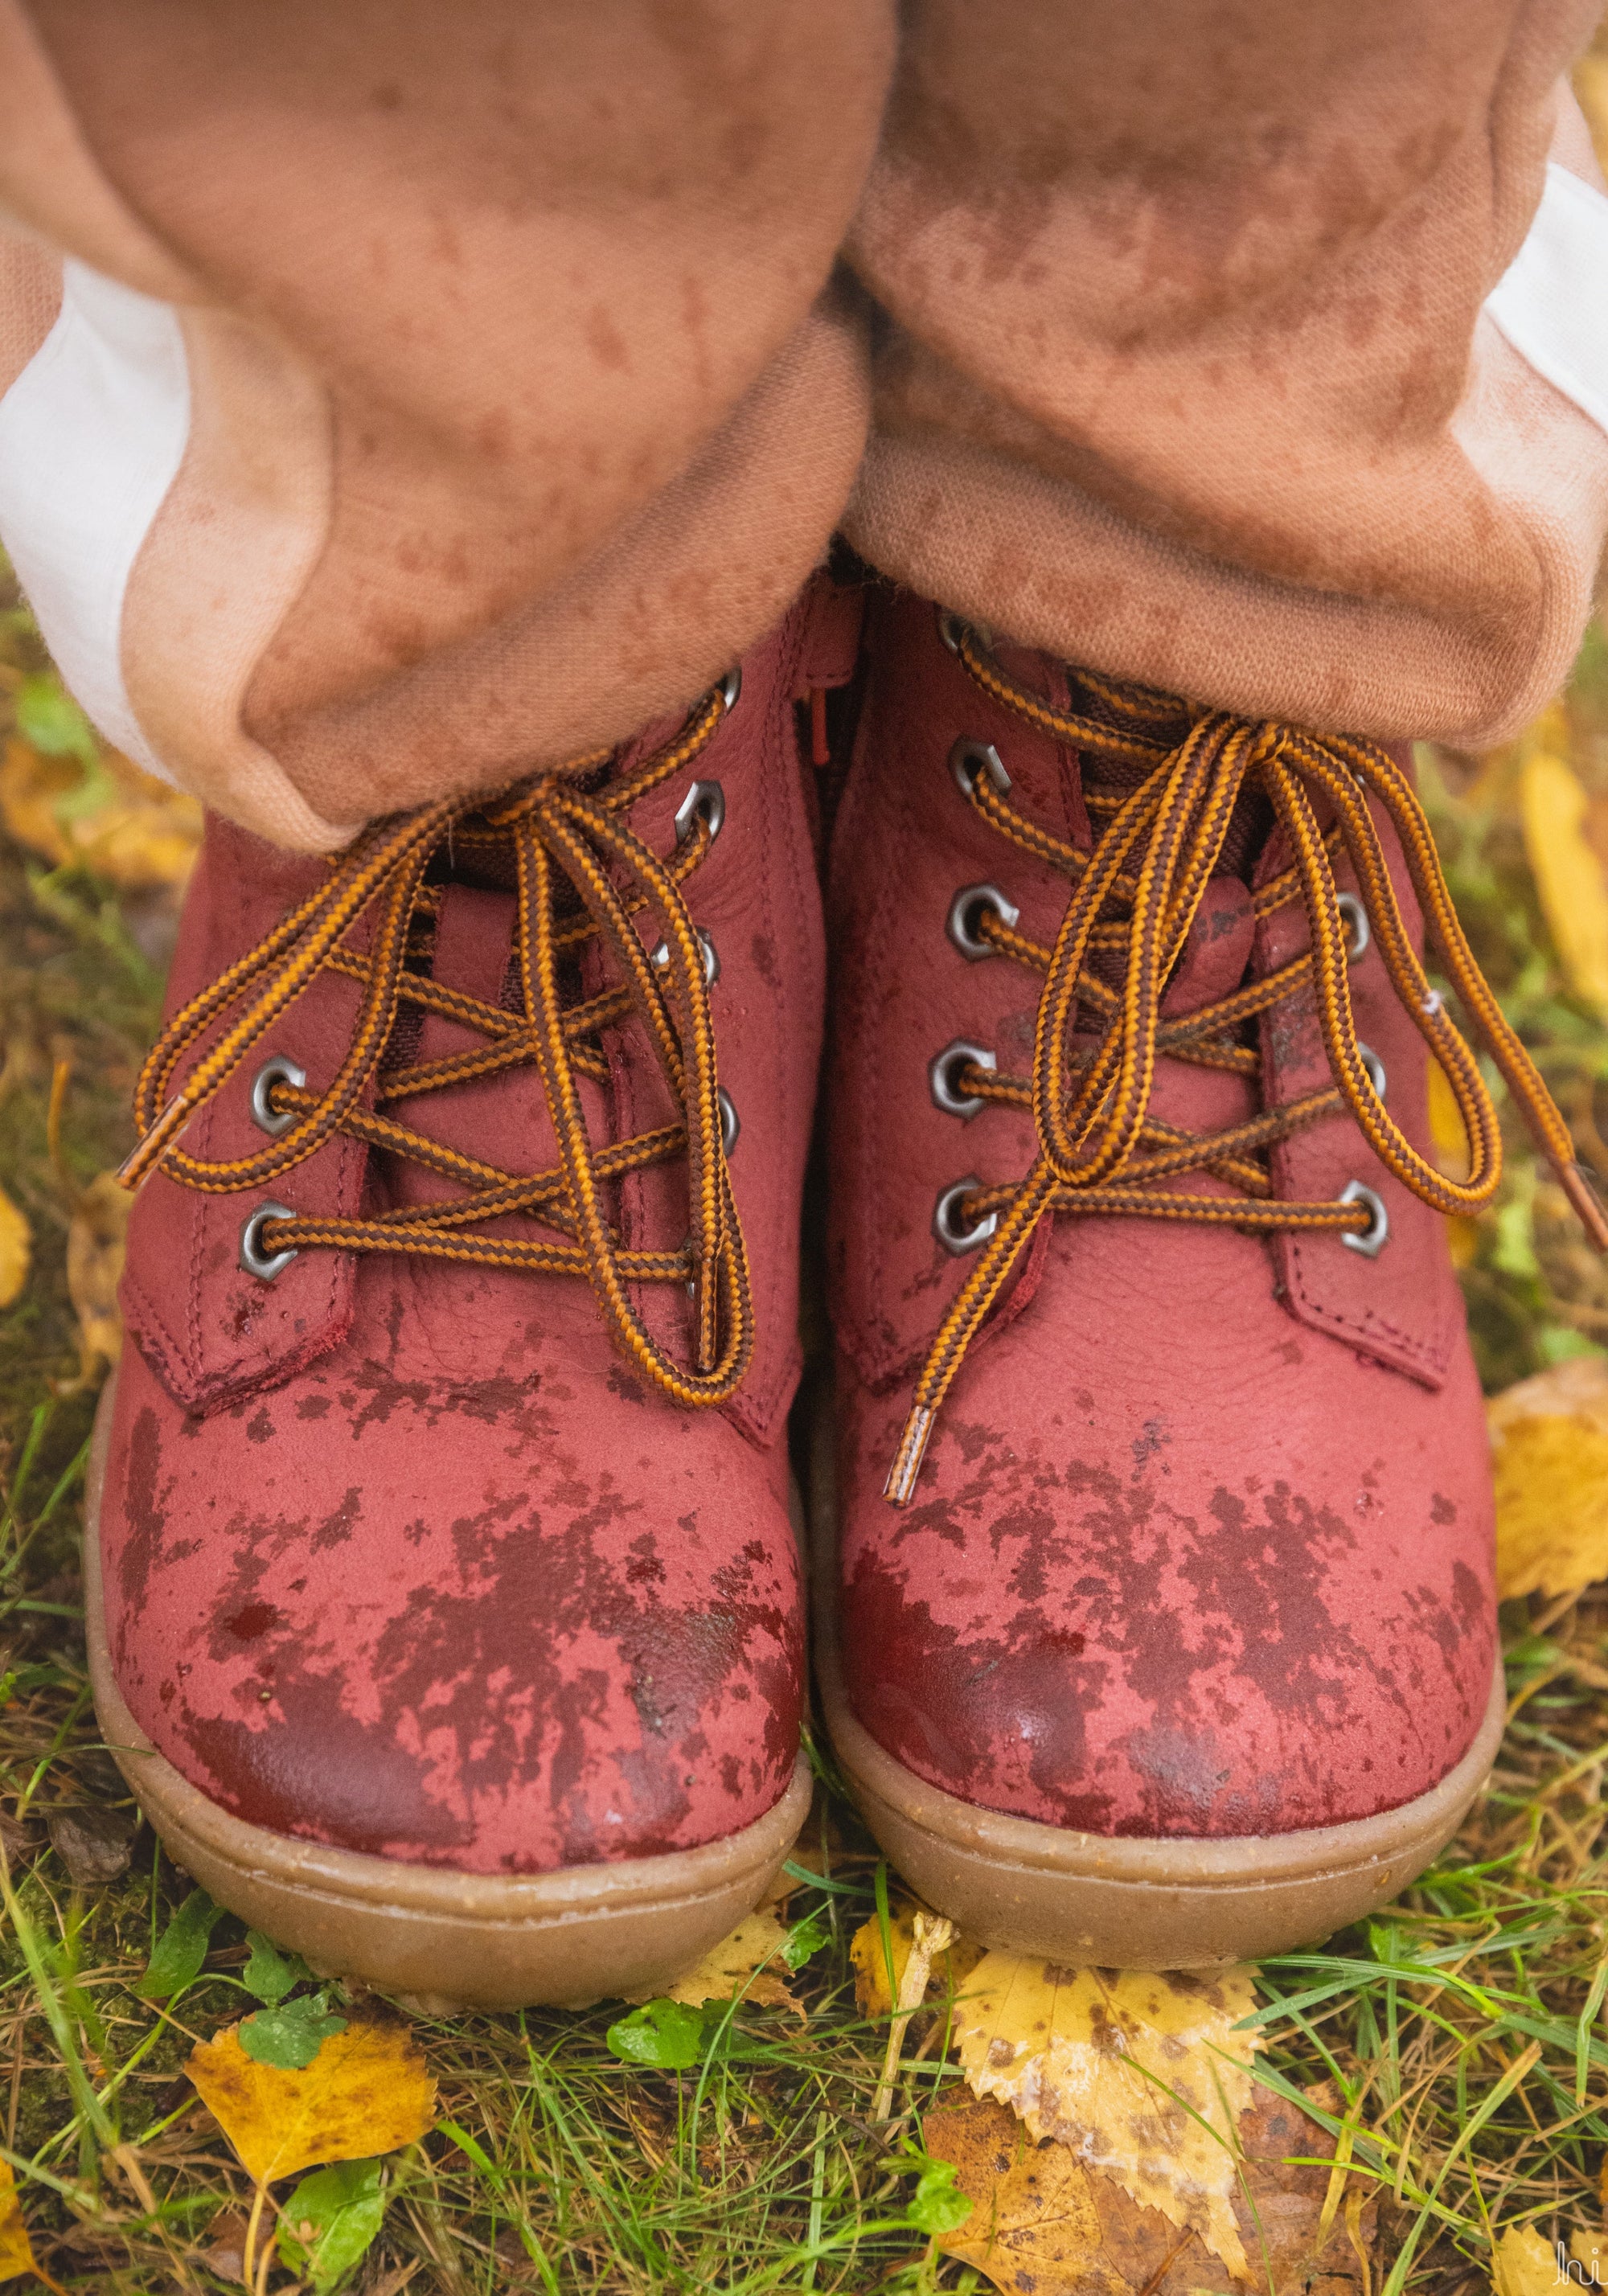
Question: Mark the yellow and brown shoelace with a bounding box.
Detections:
[884,620,1608,1503]
[119,683,751,1409]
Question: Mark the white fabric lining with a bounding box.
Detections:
[0,258,188,781]
[1487,161,1608,441]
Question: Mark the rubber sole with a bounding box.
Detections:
[811,1406,1506,1970]
[85,1381,811,2011]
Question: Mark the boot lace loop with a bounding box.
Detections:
[119,684,753,1409]
[887,621,1608,1503]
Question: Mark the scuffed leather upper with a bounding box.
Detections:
[827,590,1497,1840]
[102,599,843,1874]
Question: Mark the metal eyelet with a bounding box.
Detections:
[1338,1179,1389,1259]
[239,1201,298,1281]
[929,1039,996,1119]
[248,1054,306,1139]
[718,1087,740,1155]
[933,1176,999,1256]
[947,883,1020,961]
[1336,893,1370,963]
[949,739,1011,800]
[674,778,725,848]
[718,667,742,712]
[937,610,969,656]
[650,929,720,986]
[1358,1043,1387,1101]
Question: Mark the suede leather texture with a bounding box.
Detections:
[827,590,1498,1842]
[100,601,831,1876]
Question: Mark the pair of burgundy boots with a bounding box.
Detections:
[89,579,1562,2007]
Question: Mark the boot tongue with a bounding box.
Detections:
[1067,666,1274,885]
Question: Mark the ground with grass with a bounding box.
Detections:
[6,547,1608,2295]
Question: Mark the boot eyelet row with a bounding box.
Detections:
[1338,1178,1389,1258]
[674,779,724,848]
[933,1175,999,1254]
[249,1054,306,1138]
[949,738,1011,799]
[929,1039,996,1118]
[1337,892,1370,963]
[946,882,1019,961]
[650,929,720,986]
[239,1201,298,1281]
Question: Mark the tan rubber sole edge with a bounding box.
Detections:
[85,1378,812,2010]
[810,1401,1505,1969]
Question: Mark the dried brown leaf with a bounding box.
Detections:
[46,1804,137,1886]
[631,1912,801,2015]
[927,2087,1376,2295]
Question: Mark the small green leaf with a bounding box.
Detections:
[782,1910,831,1970]
[135,1888,225,1999]
[239,1991,348,2069]
[241,1928,313,2007]
[905,2159,972,2236]
[276,2159,385,2292]
[605,1999,708,2070]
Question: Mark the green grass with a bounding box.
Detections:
[6,564,1608,2291]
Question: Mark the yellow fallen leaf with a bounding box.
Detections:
[1521,748,1608,1019]
[0,1185,28,1311]
[0,2156,49,2290]
[1492,2224,1565,2296]
[851,1903,985,2018]
[1573,2231,1608,2282]
[0,736,200,891]
[638,1911,802,2017]
[1489,1355,1608,1599]
[954,1959,1259,2282]
[187,2018,437,2186]
[67,1171,130,1372]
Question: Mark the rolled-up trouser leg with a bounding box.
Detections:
[0,0,894,845]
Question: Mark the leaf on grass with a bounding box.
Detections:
[241,1929,314,2008]
[927,2085,1376,2295]
[1491,2224,1564,2296]
[188,2016,437,2185]
[634,1911,802,2016]
[0,2156,43,2288]
[952,1960,1259,2282]
[782,1909,831,1970]
[0,731,201,891]
[1572,2232,1608,2285]
[46,1804,136,1886]
[851,1902,985,2018]
[67,1171,130,1372]
[1489,1355,1608,1599]
[1521,748,1608,1019]
[0,1186,28,1312]
[276,2158,386,2294]
[605,1999,708,2071]
[136,1886,226,1999]
[239,1992,348,2069]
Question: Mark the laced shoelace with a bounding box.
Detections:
[118,683,753,1408]
[885,618,1608,1504]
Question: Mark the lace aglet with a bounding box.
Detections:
[115,1099,191,1191]
[884,1405,936,1507]
[1561,1159,1608,1255]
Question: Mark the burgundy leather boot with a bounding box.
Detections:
[818,588,1606,1969]
[88,588,857,2008]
